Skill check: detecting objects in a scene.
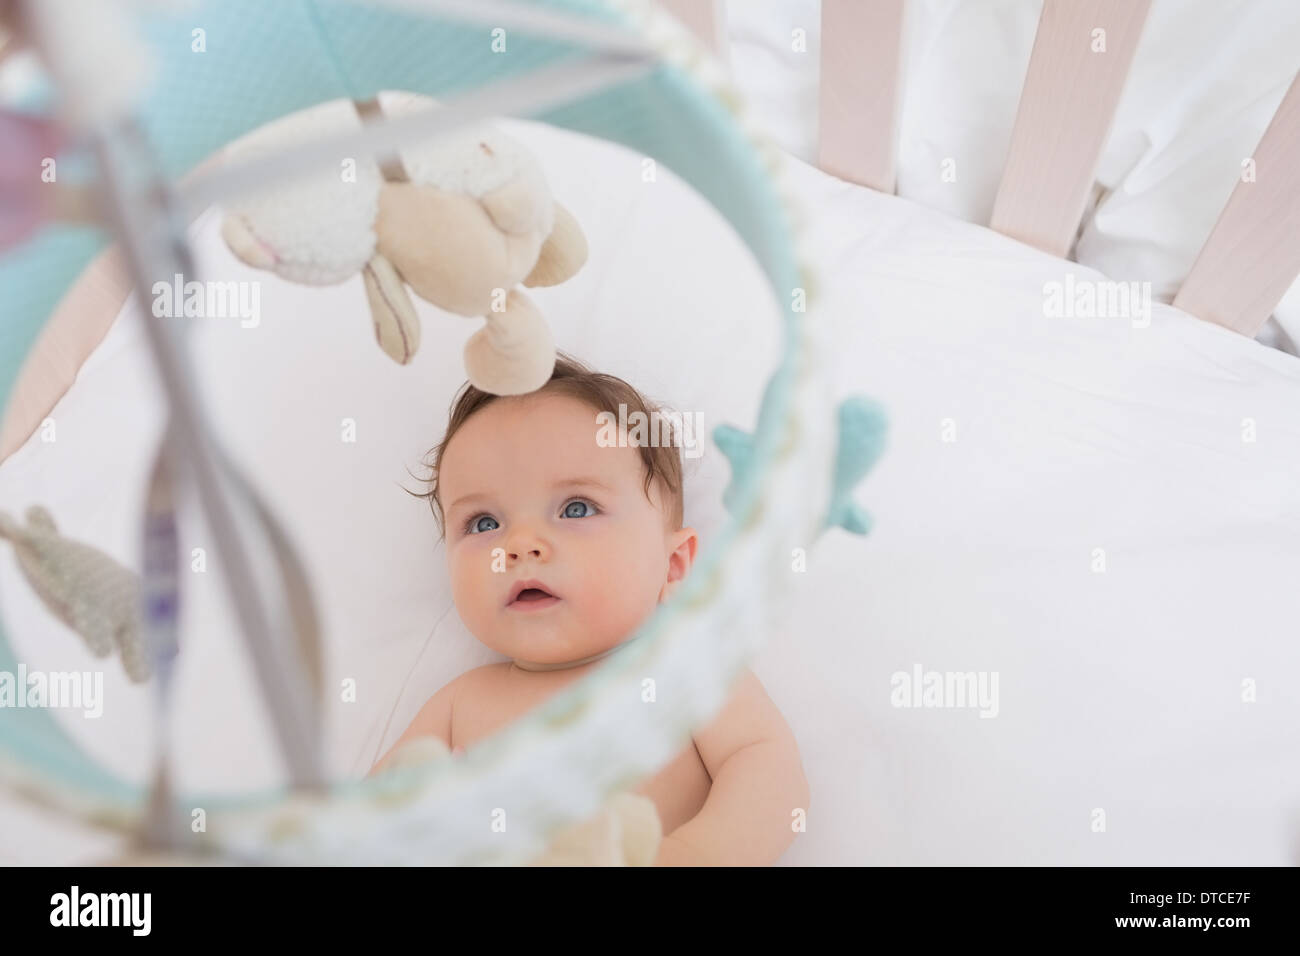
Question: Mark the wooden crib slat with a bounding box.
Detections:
[990,0,1151,257]
[658,0,725,57]
[818,0,906,193]
[1173,73,1300,338]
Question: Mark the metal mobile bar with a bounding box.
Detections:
[91,119,330,793]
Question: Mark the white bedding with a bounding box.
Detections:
[2,115,1299,865]
[723,0,1300,350]
[776,151,1300,865]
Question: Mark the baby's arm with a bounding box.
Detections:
[366,675,462,778]
[654,669,809,866]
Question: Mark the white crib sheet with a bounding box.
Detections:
[763,152,1300,865]
[2,122,1298,866]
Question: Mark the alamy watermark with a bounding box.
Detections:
[595,404,703,459]
[152,274,261,328]
[0,665,103,718]
[50,886,150,935]
[1043,275,1152,328]
[890,664,999,718]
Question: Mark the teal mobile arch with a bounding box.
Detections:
[0,0,884,864]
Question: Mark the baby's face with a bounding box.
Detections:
[438,392,696,666]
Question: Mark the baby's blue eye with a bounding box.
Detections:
[561,499,597,519]
[467,515,499,534]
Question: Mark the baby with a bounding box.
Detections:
[370,353,808,866]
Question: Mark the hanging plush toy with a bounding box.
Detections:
[219,93,588,395]
[0,505,149,682]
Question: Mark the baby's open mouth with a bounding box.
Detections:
[506,579,562,610]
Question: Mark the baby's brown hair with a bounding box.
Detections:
[409,352,685,539]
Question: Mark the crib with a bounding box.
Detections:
[1,0,1298,866]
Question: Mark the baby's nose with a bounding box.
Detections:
[505,528,550,561]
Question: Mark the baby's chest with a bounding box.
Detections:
[451,679,552,750]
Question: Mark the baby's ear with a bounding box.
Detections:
[660,527,699,602]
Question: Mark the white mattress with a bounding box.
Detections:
[2,118,1299,865]
[774,151,1300,865]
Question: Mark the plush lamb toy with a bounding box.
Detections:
[219,93,588,395]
